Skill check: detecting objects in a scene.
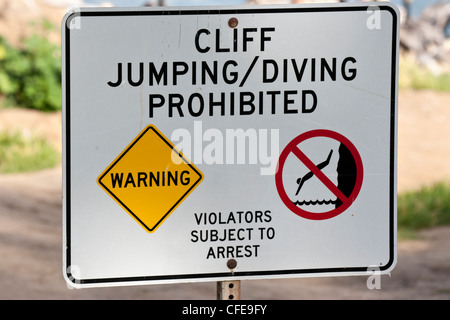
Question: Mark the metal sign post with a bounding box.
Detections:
[217,281,241,300]
[216,259,240,300]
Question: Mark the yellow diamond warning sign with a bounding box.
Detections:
[97,125,203,232]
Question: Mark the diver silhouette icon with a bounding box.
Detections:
[295,149,333,196]
[275,129,363,220]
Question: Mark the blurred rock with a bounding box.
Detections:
[400,1,450,73]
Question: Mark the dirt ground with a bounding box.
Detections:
[0,89,450,300]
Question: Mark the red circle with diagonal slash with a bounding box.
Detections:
[275,129,363,220]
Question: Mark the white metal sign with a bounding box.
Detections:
[62,3,398,288]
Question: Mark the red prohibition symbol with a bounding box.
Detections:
[275,129,363,220]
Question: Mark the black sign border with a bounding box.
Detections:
[63,4,398,286]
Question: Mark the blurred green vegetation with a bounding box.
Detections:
[397,56,450,237]
[399,55,450,92]
[398,182,450,238]
[0,21,61,112]
[0,131,59,173]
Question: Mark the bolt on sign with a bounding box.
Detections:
[62,3,399,288]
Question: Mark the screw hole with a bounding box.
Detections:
[229,283,234,289]
[229,294,234,300]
